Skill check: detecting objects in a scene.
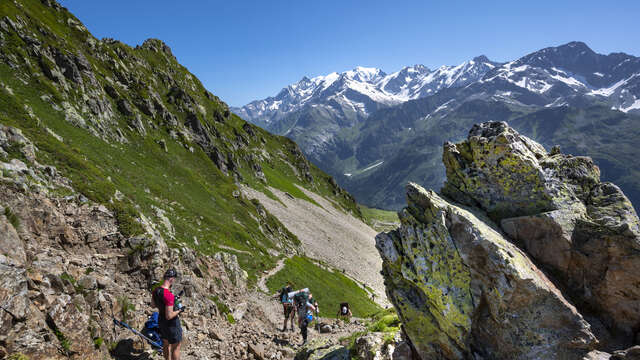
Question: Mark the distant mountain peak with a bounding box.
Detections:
[472,55,491,63]
[564,41,592,50]
[234,58,496,125]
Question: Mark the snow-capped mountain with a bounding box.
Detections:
[233,42,640,212]
[474,42,640,112]
[338,41,640,210]
[232,57,500,127]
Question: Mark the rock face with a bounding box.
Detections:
[295,338,349,360]
[377,185,597,359]
[443,122,640,338]
[377,122,640,359]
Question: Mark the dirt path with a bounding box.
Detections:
[247,289,369,353]
[241,184,389,306]
[258,257,288,293]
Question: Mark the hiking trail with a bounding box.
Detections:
[258,257,288,293]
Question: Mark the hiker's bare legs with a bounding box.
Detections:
[171,342,181,360]
[163,340,170,360]
[290,312,295,330]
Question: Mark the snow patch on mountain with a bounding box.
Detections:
[234,42,640,127]
[234,57,499,125]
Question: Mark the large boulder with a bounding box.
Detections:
[377,183,598,360]
[442,121,640,338]
[442,121,600,220]
[0,264,30,336]
[0,214,25,265]
[295,338,349,360]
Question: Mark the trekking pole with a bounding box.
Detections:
[110,304,117,343]
[113,318,163,353]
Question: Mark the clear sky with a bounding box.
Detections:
[59,0,640,107]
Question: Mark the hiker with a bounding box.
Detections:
[293,290,316,345]
[337,302,352,322]
[308,293,319,316]
[151,268,184,360]
[277,282,295,332]
[308,293,319,330]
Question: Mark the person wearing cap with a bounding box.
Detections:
[293,292,316,345]
[151,268,184,360]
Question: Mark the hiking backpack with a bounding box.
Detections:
[294,291,309,309]
[152,287,168,317]
[141,312,162,349]
[340,302,350,315]
[280,287,291,303]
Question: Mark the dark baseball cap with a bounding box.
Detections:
[164,268,178,279]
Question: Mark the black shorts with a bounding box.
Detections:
[283,303,293,317]
[159,321,182,344]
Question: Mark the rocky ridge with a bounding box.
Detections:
[0,123,382,360]
[0,0,389,358]
[377,122,640,359]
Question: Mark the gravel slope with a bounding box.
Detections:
[241,185,388,305]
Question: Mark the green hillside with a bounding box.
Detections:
[0,0,362,284]
[266,256,381,318]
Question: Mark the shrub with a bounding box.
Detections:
[118,296,135,322]
[7,353,30,360]
[110,202,144,237]
[4,207,20,229]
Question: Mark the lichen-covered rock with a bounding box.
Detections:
[376,184,597,359]
[0,264,30,334]
[295,338,349,360]
[442,121,640,339]
[442,121,598,220]
[0,215,25,265]
[352,332,406,360]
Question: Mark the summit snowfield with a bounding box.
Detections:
[233,57,499,129]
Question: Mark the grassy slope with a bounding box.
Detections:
[265,256,381,318]
[359,205,399,232]
[0,0,363,285]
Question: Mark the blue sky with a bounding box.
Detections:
[60,0,640,107]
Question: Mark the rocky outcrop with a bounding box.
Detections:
[352,332,414,360]
[377,122,640,359]
[442,122,640,339]
[0,124,289,359]
[377,184,597,359]
[295,338,349,360]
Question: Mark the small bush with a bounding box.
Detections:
[226,313,235,324]
[110,202,144,237]
[150,281,162,292]
[118,296,135,322]
[60,272,75,285]
[53,326,71,352]
[209,295,231,316]
[7,353,30,360]
[4,207,20,229]
[93,337,104,349]
[4,142,26,161]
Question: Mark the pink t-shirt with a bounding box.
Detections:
[161,287,175,307]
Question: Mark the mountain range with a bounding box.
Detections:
[234,41,640,210]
